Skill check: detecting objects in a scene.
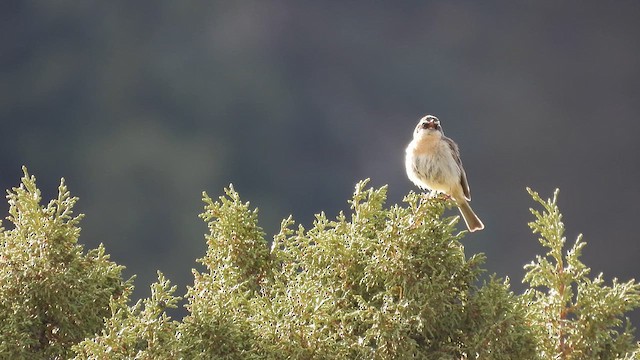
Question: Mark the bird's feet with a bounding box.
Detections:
[421,190,450,201]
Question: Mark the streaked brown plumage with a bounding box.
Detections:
[405,115,484,232]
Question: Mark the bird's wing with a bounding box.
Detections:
[445,137,471,201]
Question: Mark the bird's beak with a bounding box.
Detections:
[425,120,437,129]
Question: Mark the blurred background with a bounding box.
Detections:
[2,1,640,326]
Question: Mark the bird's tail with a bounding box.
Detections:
[457,200,484,232]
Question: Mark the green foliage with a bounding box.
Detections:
[178,186,271,359]
[523,188,640,360]
[177,180,537,359]
[2,170,639,359]
[72,272,180,360]
[0,168,130,359]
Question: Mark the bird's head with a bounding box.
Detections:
[414,115,443,139]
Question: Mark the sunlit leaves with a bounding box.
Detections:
[177,180,536,359]
[0,168,130,359]
[3,172,639,359]
[523,188,640,360]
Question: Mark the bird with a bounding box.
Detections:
[405,115,484,232]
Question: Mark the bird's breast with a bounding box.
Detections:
[406,139,460,192]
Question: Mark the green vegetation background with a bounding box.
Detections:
[1,169,638,359]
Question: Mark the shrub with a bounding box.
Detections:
[0,168,130,359]
[1,169,638,359]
